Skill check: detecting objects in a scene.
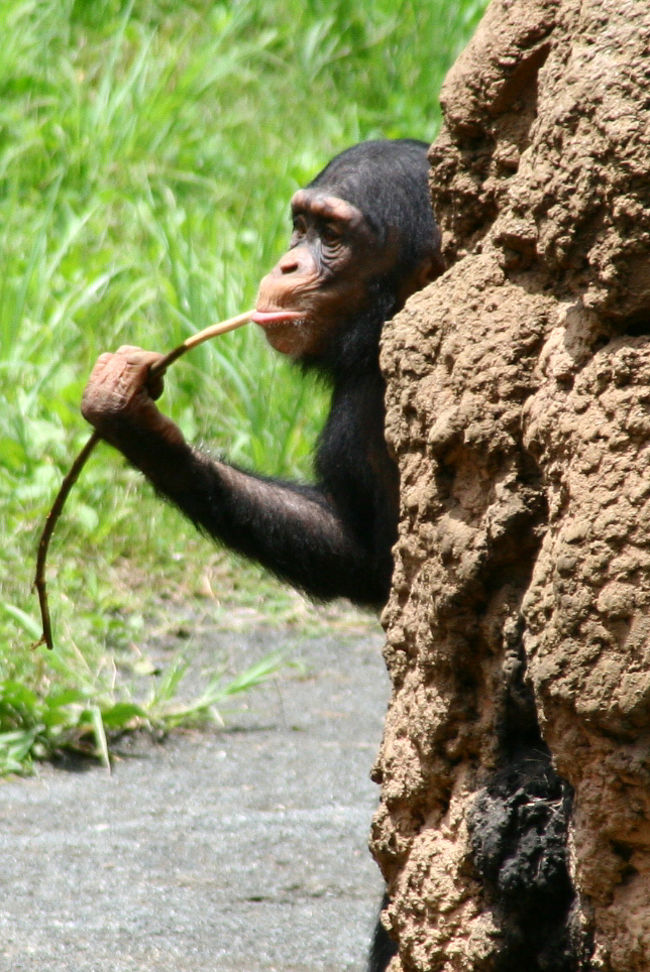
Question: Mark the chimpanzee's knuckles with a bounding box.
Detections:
[81,362,128,424]
[115,345,163,368]
[80,350,157,428]
[114,347,166,400]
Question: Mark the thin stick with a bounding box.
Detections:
[33,310,254,650]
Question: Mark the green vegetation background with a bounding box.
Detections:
[0,0,485,769]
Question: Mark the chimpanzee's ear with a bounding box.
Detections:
[397,250,445,307]
[417,250,445,288]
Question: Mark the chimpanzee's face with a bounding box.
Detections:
[253,189,396,358]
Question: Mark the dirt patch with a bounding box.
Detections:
[0,625,389,972]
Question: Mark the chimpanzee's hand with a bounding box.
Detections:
[81,346,185,448]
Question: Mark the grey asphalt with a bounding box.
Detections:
[0,623,390,972]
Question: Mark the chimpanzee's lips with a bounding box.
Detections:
[251,309,303,326]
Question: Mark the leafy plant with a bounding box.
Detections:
[0,649,289,775]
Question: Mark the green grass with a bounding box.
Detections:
[0,0,486,771]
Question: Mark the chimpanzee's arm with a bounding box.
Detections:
[80,346,391,607]
[129,429,387,606]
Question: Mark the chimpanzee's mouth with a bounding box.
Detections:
[251,309,304,326]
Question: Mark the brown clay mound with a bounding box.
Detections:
[373,1,650,968]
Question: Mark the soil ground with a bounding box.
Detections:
[0,621,389,972]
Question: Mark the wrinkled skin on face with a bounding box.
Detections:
[253,189,397,358]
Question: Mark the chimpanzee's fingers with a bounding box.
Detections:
[114,346,166,400]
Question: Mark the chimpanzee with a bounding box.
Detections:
[81,139,442,606]
[81,138,443,971]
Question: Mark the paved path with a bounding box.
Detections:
[0,625,390,972]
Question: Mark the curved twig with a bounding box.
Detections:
[33,310,254,649]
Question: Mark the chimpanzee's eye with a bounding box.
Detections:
[321,223,342,247]
[289,214,308,247]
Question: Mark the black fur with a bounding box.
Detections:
[468,750,578,971]
[309,140,442,288]
[467,639,590,971]
[367,893,398,972]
